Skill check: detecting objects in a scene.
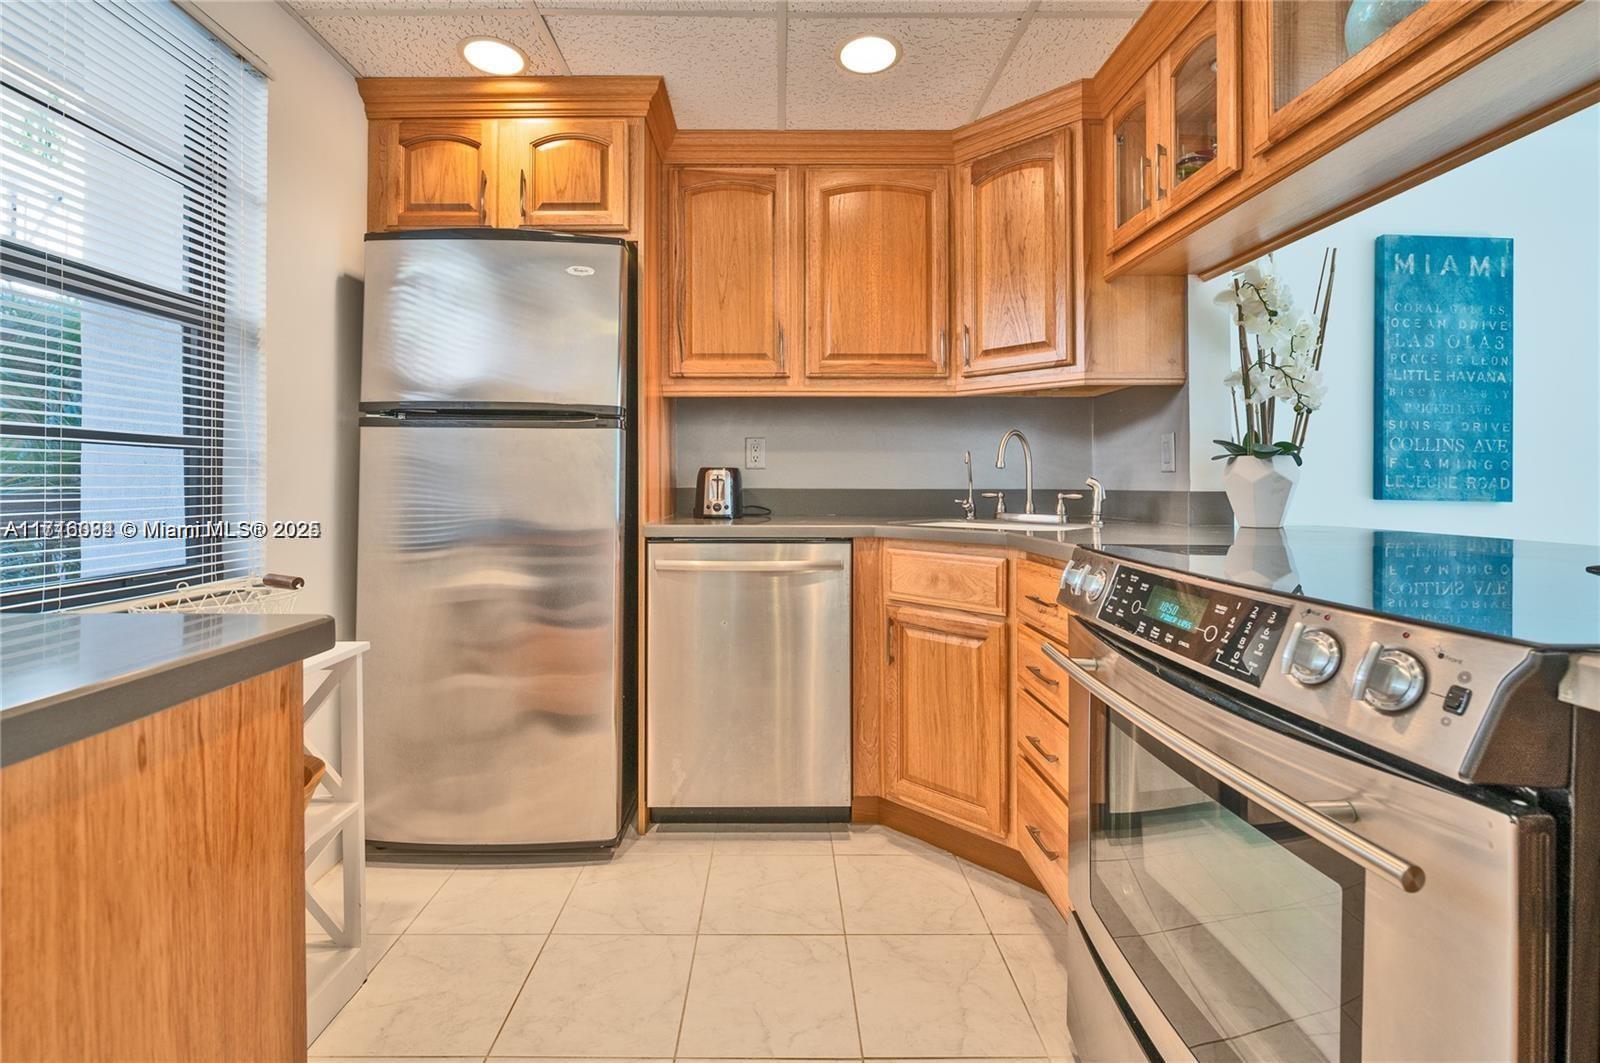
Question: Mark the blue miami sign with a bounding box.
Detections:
[1373,234,1513,502]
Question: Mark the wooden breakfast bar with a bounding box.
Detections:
[0,611,334,1062]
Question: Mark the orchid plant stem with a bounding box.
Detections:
[1233,279,1259,440]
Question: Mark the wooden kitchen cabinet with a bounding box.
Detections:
[1107,1,1240,249]
[369,118,497,230]
[883,603,1011,839]
[1160,1,1241,211]
[1106,74,1158,249]
[955,131,1074,383]
[1249,0,1482,152]
[497,117,630,231]
[804,166,951,379]
[668,166,797,379]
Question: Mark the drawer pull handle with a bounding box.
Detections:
[1025,594,1058,610]
[1025,824,1060,861]
[1026,664,1059,688]
[1025,734,1058,763]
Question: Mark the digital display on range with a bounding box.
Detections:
[1146,586,1206,631]
[1096,565,1288,687]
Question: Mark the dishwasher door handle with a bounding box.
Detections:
[652,559,846,573]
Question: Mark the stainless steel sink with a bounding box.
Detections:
[904,519,1092,532]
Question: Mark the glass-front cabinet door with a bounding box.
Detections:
[1107,75,1155,249]
[1160,1,1240,210]
[1253,0,1483,149]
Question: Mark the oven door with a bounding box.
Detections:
[1055,619,1555,1063]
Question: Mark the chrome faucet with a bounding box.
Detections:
[1085,476,1105,527]
[995,429,1035,515]
[955,450,976,520]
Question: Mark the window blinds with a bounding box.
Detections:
[1,0,267,611]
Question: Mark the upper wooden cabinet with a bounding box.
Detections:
[804,167,951,380]
[956,132,1074,382]
[370,119,497,230]
[668,166,797,379]
[1097,0,1587,275]
[883,602,1010,839]
[1107,1,1239,249]
[1251,0,1480,151]
[1161,1,1241,210]
[498,117,630,231]
[367,113,630,233]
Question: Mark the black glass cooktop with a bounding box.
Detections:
[1089,526,1600,649]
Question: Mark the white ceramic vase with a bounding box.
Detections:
[1223,455,1301,528]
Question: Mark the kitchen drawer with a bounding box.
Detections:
[884,544,1007,616]
[1015,558,1069,642]
[1017,631,1069,708]
[1016,755,1069,904]
[1016,688,1068,796]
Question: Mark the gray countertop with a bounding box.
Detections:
[644,515,1234,563]
[1,612,335,766]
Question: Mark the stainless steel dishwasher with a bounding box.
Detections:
[646,540,851,816]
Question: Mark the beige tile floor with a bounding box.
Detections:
[309,823,1075,1061]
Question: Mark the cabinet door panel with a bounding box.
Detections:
[1159,1,1241,213]
[1106,74,1158,249]
[1253,0,1485,151]
[499,118,629,231]
[670,167,795,378]
[884,604,1008,838]
[957,132,1073,380]
[805,167,950,379]
[373,119,495,229]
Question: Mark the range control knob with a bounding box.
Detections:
[1285,627,1342,686]
[1083,568,1109,602]
[1356,647,1428,713]
[1061,563,1088,596]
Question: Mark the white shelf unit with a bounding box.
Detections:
[303,640,369,1043]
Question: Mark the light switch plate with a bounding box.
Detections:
[745,437,766,470]
[1160,433,1176,473]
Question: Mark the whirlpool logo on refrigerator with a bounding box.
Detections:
[565,265,595,276]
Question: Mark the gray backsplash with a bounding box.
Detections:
[670,393,1225,525]
[671,486,1230,524]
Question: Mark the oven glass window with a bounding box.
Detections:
[1092,712,1364,1062]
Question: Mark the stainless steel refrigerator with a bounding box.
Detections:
[356,229,634,851]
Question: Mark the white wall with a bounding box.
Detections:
[194,1,368,633]
[1189,106,1600,545]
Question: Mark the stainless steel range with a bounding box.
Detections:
[1044,530,1599,1063]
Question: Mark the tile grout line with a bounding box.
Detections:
[959,860,1051,1055]
[830,843,868,1059]
[480,863,586,1059]
[671,848,716,1056]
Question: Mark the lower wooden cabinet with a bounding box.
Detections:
[883,603,1010,839]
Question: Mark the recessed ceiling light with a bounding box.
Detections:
[837,34,901,75]
[459,36,527,76]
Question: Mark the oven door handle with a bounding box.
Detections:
[1043,643,1427,894]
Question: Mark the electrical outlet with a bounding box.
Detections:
[745,436,766,470]
[1160,433,1177,473]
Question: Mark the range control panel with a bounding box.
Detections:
[1096,566,1289,687]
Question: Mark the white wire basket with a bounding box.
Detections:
[124,577,303,615]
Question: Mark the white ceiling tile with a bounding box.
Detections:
[303,12,566,76]
[290,0,527,10]
[785,15,1019,128]
[1036,0,1147,16]
[536,0,778,10]
[790,1,1028,13]
[981,14,1129,115]
[547,14,782,127]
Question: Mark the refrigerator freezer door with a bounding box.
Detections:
[361,233,627,410]
[357,420,624,847]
